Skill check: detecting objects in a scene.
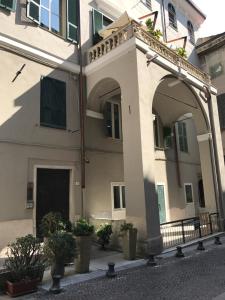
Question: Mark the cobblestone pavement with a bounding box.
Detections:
[13,243,225,300]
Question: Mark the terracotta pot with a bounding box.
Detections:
[75,236,92,273]
[122,228,137,260]
[5,279,39,297]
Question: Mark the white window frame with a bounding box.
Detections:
[105,100,122,140]
[111,182,125,210]
[27,0,61,34]
[184,183,194,204]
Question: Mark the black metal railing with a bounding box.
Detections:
[160,213,219,249]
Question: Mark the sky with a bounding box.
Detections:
[194,0,225,37]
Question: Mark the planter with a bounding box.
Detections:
[50,261,65,278]
[122,228,137,260]
[75,236,92,273]
[5,278,39,297]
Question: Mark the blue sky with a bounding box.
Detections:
[194,0,225,37]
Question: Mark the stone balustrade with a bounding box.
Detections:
[87,21,210,85]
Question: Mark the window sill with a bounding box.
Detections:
[40,123,67,131]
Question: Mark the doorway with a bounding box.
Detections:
[36,168,70,237]
[156,184,166,224]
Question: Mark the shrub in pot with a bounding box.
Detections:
[73,219,94,273]
[40,212,72,238]
[43,232,76,278]
[4,234,45,297]
[96,223,113,250]
[120,222,137,260]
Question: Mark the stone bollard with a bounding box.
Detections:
[147,255,157,267]
[197,241,205,251]
[175,246,184,258]
[215,236,222,245]
[106,262,117,278]
[49,275,62,294]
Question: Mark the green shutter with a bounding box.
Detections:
[93,9,103,34]
[67,0,78,42]
[0,0,17,11]
[40,77,66,129]
[103,102,112,137]
[27,0,40,23]
[217,93,225,129]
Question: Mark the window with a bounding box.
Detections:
[209,63,223,79]
[92,9,113,44]
[198,179,205,208]
[178,122,188,152]
[0,0,16,11]
[142,0,152,10]
[40,76,66,129]
[104,101,122,139]
[168,3,177,30]
[153,115,160,148]
[112,183,125,209]
[187,21,195,44]
[217,93,225,129]
[27,0,78,42]
[184,184,193,204]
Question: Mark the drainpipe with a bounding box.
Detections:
[200,86,225,230]
[77,0,86,217]
[161,0,167,42]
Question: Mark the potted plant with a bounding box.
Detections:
[73,218,94,273]
[43,231,76,278]
[120,222,137,260]
[4,234,45,297]
[96,223,113,250]
[40,212,72,239]
[175,47,187,58]
[145,18,163,40]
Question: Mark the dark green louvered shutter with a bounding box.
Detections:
[93,9,103,34]
[67,0,78,42]
[0,0,17,11]
[217,93,225,130]
[40,77,66,129]
[103,102,112,137]
[27,0,40,23]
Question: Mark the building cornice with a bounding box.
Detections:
[0,33,80,74]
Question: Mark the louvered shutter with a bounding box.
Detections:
[0,0,17,11]
[67,0,78,42]
[217,93,225,130]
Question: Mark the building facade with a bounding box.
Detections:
[0,0,225,254]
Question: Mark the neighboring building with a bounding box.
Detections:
[196,32,225,150]
[0,0,225,254]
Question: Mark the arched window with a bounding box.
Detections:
[187,21,195,44]
[168,3,177,29]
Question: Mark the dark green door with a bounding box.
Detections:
[156,185,166,224]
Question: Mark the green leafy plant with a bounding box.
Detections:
[96,223,113,250]
[73,218,94,236]
[145,18,162,40]
[43,232,76,264]
[175,47,187,58]
[120,222,134,233]
[4,235,45,283]
[40,212,72,237]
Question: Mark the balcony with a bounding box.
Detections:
[87,21,210,85]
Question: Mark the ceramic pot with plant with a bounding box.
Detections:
[40,212,72,239]
[73,218,94,273]
[43,231,76,278]
[120,222,137,260]
[4,234,45,297]
[96,223,113,250]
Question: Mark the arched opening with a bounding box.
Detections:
[85,78,125,246]
[152,76,218,245]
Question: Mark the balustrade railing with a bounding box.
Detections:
[160,213,219,249]
[88,21,210,85]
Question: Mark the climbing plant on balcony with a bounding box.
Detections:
[175,47,187,59]
[145,18,162,40]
